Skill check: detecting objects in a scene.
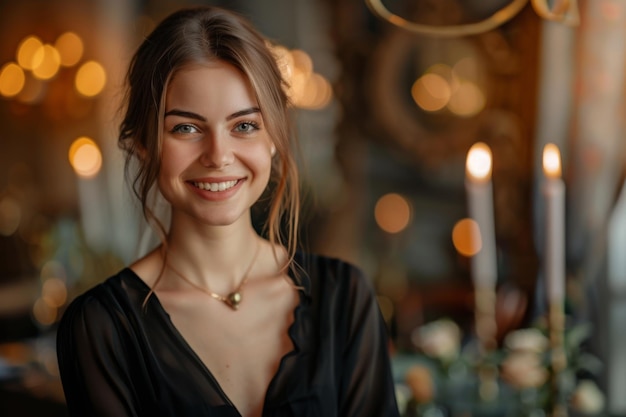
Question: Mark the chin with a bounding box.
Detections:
[197,212,247,227]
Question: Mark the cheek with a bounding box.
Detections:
[157,156,177,189]
[157,143,192,195]
[156,164,175,200]
[160,142,195,174]
[159,154,177,176]
[253,146,274,178]
[260,161,273,186]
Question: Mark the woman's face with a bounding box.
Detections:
[158,61,275,228]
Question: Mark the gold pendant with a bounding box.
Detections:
[227,291,242,310]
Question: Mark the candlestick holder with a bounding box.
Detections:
[549,298,568,417]
[474,286,499,402]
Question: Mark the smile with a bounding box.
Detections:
[191,180,239,192]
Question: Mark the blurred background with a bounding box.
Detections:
[0,0,624,416]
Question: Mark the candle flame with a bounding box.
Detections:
[542,143,561,179]
[466,142,492,181]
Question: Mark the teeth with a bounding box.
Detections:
[193,180,238,192]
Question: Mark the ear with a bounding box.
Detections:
[270,144,276,156]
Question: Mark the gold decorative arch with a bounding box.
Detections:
[364,0,579,38]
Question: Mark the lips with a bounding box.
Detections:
[190,179,240,192]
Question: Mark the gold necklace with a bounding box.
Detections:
[166,242,261,311]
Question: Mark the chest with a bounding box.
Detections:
[159,285,299,416]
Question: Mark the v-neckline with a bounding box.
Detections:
[123,267,304,416]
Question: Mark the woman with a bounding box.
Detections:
[56,6,400,417]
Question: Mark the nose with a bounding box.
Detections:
[199,134,234,168]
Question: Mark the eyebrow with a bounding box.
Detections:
[226,107,261,121]
[164,109,206,121]
[163,107,261,121]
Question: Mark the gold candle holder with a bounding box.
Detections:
[475,286,499,402]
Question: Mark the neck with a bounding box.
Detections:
[164,212,261,294]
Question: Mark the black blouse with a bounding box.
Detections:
[56,252,400,417]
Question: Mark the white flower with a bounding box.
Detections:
[571,380,605,414]
[412,319,461,362]
[504,328,549,353]
[500,351,548,389]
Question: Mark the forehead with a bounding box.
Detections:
[165,61,258,113]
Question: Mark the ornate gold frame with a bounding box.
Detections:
[364,0,579,37]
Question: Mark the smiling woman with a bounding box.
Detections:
[158,63,273,228]
[55,5,400,417]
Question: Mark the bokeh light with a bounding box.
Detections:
[452,218,482,256]
[297,73,333,109]
[69,136,103,178]
[289,70,309,104]
[75,60,106,97]
[412,73,451,112]
[0,63,25,97]
[290,49,313,78]
[277,47,332,110]
[31,44,61,80]
[33,297,57,326]
[42,277,67,308]
[375,193,412,234]
[287,49,313,105]
[448,81,485,117]
[55,32,84,67]
[410,58,487,117]
[16,36,43,70]
[270,44,294,81]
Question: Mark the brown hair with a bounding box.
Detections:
[118,7,300,274]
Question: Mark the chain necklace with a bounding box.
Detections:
[166,242,261,311]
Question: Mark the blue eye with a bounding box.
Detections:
[171,124,199,134]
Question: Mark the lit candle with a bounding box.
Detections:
[542,143,565,302]
[465,142,497,290]
[466,143,499,400]
[69,137,107,251]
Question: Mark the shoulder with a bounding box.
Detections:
[295,251,364,280]
[57,269,144,336]
[55,270,150,399]
[294,252,374,302]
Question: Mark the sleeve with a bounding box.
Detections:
[56,291,141,417]
[338,264,401,417]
